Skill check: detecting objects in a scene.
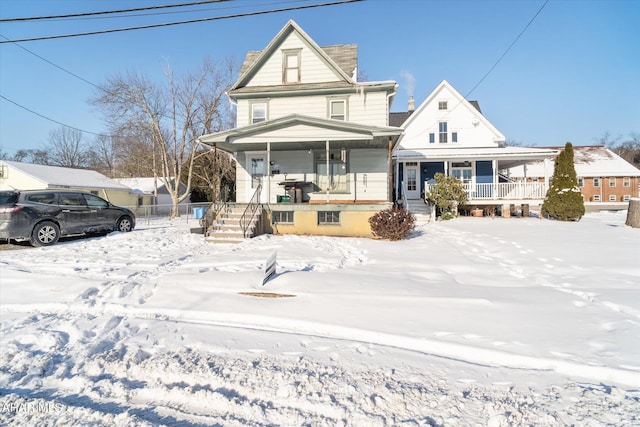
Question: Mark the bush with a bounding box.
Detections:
[425,172,468,219]
[369,207,416,240]
[541,142,585,221]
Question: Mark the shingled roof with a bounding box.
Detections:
[239,44,358,78]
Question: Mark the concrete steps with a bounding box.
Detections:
[406,199,435,223]
[205,205,261,244]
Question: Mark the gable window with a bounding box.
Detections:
[439,122,448,143]
[623,177,631,187]
[329,99,346,120]
[318,211,340,225]
[593,177,600,187]
[609,177,616,187]
[452,132,458,143]
[577,177,584,187]
[251,102,267,124]
[283,49,301,84]
[429,133,435,144]
[438,101,448,110]
[315,149,349,193]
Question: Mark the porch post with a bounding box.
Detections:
[266,141,271,204]
[543,158,550,193]
[492,159,497,200]
[388,137,393,203]
[326,140,330,203]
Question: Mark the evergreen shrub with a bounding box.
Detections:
[541,142,585,221]
[369,207,416,240]
[425,172,468,219]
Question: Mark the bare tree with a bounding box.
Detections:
[92,57,235,217]
[598,131,640,168]
[184,148,235,202]
[0,146,8,160]
[46,127,89,168]
[13,148,50,164]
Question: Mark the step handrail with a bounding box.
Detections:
[202,201,228,235]
[240,183,262,238]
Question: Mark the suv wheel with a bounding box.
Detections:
[31,221,60,247]
[116,216,133,232]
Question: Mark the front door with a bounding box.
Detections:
[246,153,268,203]
[404,163,420,199]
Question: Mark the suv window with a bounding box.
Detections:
[0,192,18,204]
[26,193,57,204]
[60,193,87,206]
[85,194,109,208]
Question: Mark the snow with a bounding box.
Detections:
[1,211,639,425]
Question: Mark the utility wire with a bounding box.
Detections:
[0,0,231,22]
[0,95,108,137]
[0,0,364,43]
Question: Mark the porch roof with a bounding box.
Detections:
[394,146,558,169]
[198,114,403,153]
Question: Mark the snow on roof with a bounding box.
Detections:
[508,146,640,177]
[115,177,179,195]
[2,160,131,190]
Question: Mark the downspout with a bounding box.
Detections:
[266,141,271,204]
[385,86,397,203]
[326,140,330,203]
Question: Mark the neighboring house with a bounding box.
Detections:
[114,177,190,214]
[393,80,558,209]
[507,145,640,205]
[198,20,402,238]
[0,160,139,206]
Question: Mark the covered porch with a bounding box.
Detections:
[394,146,558,205]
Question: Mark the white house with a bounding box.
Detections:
[198,20,402,238]
[393,80,557,207]
[115,177,191,212]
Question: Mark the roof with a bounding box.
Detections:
[1,160,131,190]
[389,111,413,127]
[395,146,558,169]
[508,146,640,177]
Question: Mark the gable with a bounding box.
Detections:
[232,20,354,91]
[396,80,505,151]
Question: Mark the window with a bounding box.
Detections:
[318,211,340,225]
[251,102,267,124]
[452,132,458,143]
[609,177,616,187]
[315,149,349,193]
[60,193,86,206]
[273,211,294,224]
[438,101,448,110]
[593,177,600,187]
[623,195,631,201]
[329,99,346,120]
[577,177,584,187]
[623,177,631,187]
[439,122,448,143]
[283,50,300,84]
[429,133,435,144]
[250,157,265,189]
[26,193,56,204]
[593,195,601,201]
[451,162,472,184]
[609,195,617,202]
[85,194,109,208]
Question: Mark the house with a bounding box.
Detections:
[114,177,190,214]
[393,80,558,212]
[0,160,141,207]
[507,145,640,207]
[198,20,402,239]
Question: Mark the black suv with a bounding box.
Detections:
[0,190,135,246]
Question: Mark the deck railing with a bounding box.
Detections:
[425,182,548,201]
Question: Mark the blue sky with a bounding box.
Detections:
[1,0,639,156]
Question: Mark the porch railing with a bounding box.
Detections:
[425,182,548,201]
[239,183,262,238]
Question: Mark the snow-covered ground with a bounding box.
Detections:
[1,211,639,426]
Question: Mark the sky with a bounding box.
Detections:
[0,0,639,157]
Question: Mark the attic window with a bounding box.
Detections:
[438,101,448,110]
[283,49,301,84]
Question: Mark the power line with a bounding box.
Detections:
[0,0,364,44]
[0,0,231,22]
[0,95,108,137]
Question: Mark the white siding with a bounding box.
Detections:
[247,32,341,87]
[398,82,504,151]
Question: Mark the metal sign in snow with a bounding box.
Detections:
[262,251,277,286]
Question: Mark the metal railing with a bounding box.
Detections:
[239,183,262,238]
[424,182,548,201]
[400,180,409,211]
